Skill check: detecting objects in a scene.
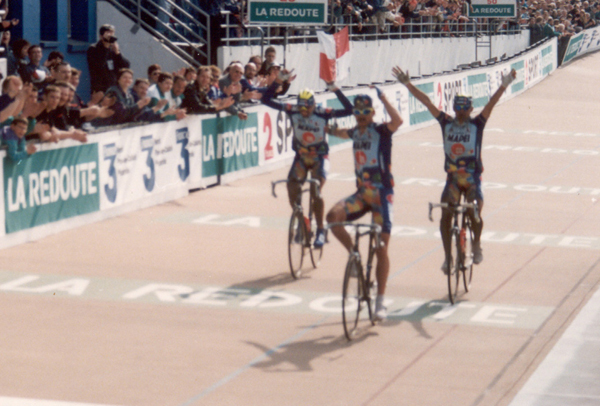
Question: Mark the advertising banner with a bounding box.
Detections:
[562,26,600,65]
[202,113,260,178]
[248,0,328,25]
[4,144,100,234]
[98,121,189,210]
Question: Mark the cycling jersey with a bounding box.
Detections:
[348,122,395,189]
[262,82,353,159]
[437,112,487,176]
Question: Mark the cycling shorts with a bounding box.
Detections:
[340,186,394,234]
[441,171,483,205]
[288,153,329,183]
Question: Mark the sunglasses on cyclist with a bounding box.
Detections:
[454,104,471,111]
[353,107,374,116]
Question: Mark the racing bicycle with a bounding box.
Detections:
[272,177,323,279]
[327,222,382,340]
[429,195,480,304]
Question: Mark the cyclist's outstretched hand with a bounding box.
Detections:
[392,66,410,85]
[501,68,517,88]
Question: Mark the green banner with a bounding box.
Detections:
[202,113,260,177]
[562,33,584,65]
[541,45,554,75]
[469,4,516,17]
[409,83,435,126]
[467,73,489,108]
[4,144,100,233]
[249,2,326,24]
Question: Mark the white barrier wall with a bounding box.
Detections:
[561,25,600,65]
[218,32,529,94]
[0,38,556,249]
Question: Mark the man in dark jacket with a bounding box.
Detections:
[86,24,130,96]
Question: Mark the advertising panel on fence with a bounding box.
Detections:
[435,75,467,114]
[4,144,100,234]
[562,26,600,64]
[185,115,205,190]
[409,82,435,126]
[259,108,296,165]
[202,113,260,179]
[98,121,189,210]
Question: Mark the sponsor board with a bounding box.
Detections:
[248,0,328,24]
[4,144,100,233]
[202,113,260,177]
[409,82,435,125]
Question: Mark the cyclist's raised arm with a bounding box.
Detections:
[328,125,350,140]
[328,82,354,117]
[375,87,403,133]
[392,66,440,119]
[480,69,516,120]
[260,80,287,111]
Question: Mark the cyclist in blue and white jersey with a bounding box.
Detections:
[262,71,354,248]
[326,89,403,321]
[393,66,516,273]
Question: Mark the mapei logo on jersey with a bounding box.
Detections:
[355,150,367,165]
[451,143,466,156]
[447,133,471,143]
[353,140,372,152]
[302,131,316,144]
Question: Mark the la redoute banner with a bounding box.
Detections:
[0,38,557,247]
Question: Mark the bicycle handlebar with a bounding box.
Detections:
[326,222,383,248]
[271,178,322,199]
[428,202,481,223]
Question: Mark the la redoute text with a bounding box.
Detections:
[7,162,98,211]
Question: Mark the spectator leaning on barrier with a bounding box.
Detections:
[131,78,175,123]
[218,62,262,120]
[180,66,234,114]
[147,72,177,118]
[2,117,36,163]
[87,24,131,97]
[99,68,151,126]
[32,85,87,143]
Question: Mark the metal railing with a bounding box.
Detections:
[219,12,524,47]
[107,0,210,66]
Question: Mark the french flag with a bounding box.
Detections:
[317,27,351,83]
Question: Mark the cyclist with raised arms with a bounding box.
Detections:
[262,70,354,248]
[326,88,403,321]
[392,66,516,273]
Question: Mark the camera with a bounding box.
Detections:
[108,37,118,43]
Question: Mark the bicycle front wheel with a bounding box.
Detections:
[462,222,474,292]
[288,210,305,279]
[448,230,460,304]
[342,256,363,340]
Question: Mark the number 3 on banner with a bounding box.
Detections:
[104,143,118,203]
[176,128,190,181]
[141,135,156,192]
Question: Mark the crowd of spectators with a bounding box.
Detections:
[0,15,296,162]
[0,0,595,162]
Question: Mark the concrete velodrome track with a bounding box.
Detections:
[1,52,600,406]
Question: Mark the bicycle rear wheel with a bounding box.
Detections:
[462,220,474,292]
[288,210,305,279]
[342,256,363,340]
[448,230,460,304]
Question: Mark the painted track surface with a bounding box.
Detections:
[1,53,600,406]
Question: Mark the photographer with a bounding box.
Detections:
[86,24,131,97]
